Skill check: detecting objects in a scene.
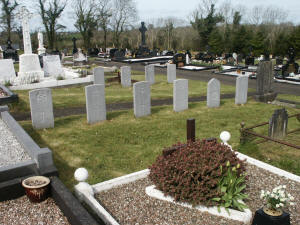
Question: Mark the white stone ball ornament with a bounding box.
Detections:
[74,168,89,182]
[220,131,231,145]
[74,168,94,197]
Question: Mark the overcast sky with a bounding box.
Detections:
[22,0,300,31]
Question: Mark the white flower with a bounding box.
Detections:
[270,193,275,198]
[276,204,280,208]
[279,203,284,207]
[290,196,294,201]
[290,202,295,206]
[282,185,286,189]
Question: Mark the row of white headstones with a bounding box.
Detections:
[28,65,249,129]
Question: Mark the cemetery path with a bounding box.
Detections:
[95,61,300,96]
[11,92,255,121]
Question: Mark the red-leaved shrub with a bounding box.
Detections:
[149,139,245,206]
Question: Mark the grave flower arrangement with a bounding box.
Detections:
[260,185,294,215]
[149,139,248,213]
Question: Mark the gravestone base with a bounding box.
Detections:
[73,60,87,67]
[254,92,277,103]
[38,47,46,55]
[17,71,45,85]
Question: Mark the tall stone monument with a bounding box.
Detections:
[254,61,277,102]
[37,32,46,55]
[17,7,44,84]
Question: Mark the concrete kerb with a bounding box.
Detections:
[0,111,57,176]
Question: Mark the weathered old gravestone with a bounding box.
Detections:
[85,84,106,124]
[94,67,105,85]
[167,64,176,83]
[133,81,151,117]
[268,108,288,139]
[207,78,220,108]
[145,65,155,85]
[121,66,131,87]
[0,59,16,83]
[254,61,277,102]
[173,79,188,112]
[29,88,54,129]
[235,76,248,105]
[43,55,64,78]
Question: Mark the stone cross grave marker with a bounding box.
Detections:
[37,32,46,55]
[268,108,288,139]
[167,64,176,83]
[139,22,147,46]
[173,79,188,112]
[16,6,33,55]
[85,84,106,124]
[145,65,155,85]
[133,81,151,117]
[121,66,131,87]
[94,67,105,85]
[235,76,248,105]
[43,55,64,78]
[207,78,220,108]
[29,88,54,129]
[0,59,16,83]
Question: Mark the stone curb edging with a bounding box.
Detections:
[0,110,57,177]
[75,153,300,225]
[0,84,18,104]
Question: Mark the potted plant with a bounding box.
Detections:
[251,185,294,225]
[22,176,51,203]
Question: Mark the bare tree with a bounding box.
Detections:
[0,0,18,41]
[38,0,67,50]
[95,0,112,51]
[74,0,97,50]
[111,0,137,48]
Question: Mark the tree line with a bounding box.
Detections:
[0,0,299,57]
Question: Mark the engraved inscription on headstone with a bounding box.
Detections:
[167,64,176,83]
[43,55,64,77]
[85,84,106,124]
[235,76,248,105]
[29,88,54,129]
[145,65,155,85]
[94,67,105,85]
[121,66,131,87]
[207,78,220,108]
[173,79,188,112]
[133,81,151,117]
[268,108,288,139]
[256,61,273,95]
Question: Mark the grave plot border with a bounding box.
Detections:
[177,65,219,71]
[240,113,300,149]
[0,84,18,104]
[75,138,300,225]
[112,56,173,64]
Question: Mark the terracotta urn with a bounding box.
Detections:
[22,176,50,203]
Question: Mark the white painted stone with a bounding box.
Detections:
[167,64,176,83]
[235,76,248,104]
[145,65,155,85]
[207,78,220,108]
[85,84,106,124]
[173,79,188,112]
[43,55,64,78]
[37,32,46,55]
[29,88,54,129]
[133,81,151,117]
[0,59,16,83]
[94,67,105,85]
[120,66,131,87]
[73,48,87,62]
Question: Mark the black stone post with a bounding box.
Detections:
[187,119,195,142]
[139,22,147,47]
[72,37,78,54]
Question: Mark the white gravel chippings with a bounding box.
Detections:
[0,119,31,167]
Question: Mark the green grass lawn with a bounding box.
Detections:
[277,94,300,103]
[8,73,241,113]
[19,99,300,190]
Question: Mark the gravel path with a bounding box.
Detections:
[96,163,300,225]
[0,196,70,225]
[0,119,31,167]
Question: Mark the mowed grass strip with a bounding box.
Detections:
[9,72,239,113]
[19,99,299,190]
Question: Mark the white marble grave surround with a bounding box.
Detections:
[93,67,105,85]
[235,76,248,105]
[120,66,131,87]
[173,79,188,112]
[207,78,220,108]
[145,65,155,85]
[85,84,106,124]
[167,64,176,83]
[74,130,300,225]
[17,7,44,84]
[29,88,54,129]
[43,55,64,78]
[0,59,16,83]
[133,81,151,118]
